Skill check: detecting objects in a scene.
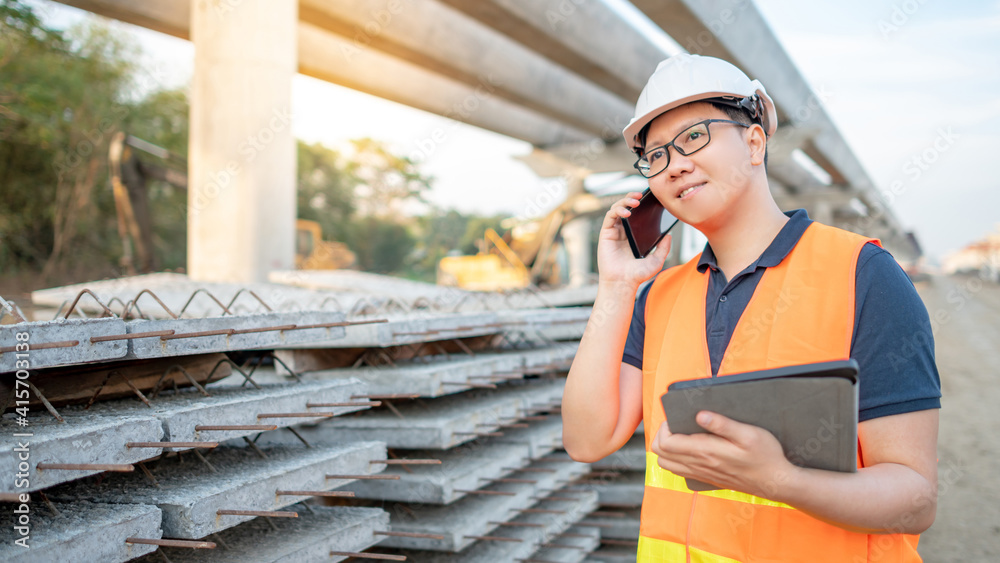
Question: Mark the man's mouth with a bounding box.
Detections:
[678,183,706,199]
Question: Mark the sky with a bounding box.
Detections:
[29,0,1000,262]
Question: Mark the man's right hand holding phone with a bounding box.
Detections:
[598,191,673,290]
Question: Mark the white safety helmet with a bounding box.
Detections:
[622,54,777,154]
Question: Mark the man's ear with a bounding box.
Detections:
[746,124,767,166]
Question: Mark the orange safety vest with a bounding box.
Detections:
[638,222,922,562]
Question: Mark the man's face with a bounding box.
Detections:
[643,101,760,231]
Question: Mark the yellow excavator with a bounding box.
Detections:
[110,133,354,273]
[437,192,605,290]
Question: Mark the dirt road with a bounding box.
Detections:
[915,274,1000,561]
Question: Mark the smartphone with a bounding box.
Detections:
[621,188,679,259]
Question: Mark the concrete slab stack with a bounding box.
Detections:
[4,270,597,561]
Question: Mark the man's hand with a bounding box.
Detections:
[651,411,799,499]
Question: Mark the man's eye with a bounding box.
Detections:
[686,131,704,142]
[648,148,666,163]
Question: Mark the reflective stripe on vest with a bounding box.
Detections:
[637,222,922,562]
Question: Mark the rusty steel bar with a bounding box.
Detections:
[274,490,355,498]
[330,552,405,561]
[453,489,516,497]
[160,328,235,341]
[478,422,528,429]
[502,467,556,473]
[291,318,387,331]
[351,393,420,400]
[306,401,382,408]
[0,295,27,323]
[195,425,277,431]
[441,381,496,389]
[62,289,116,319]
[539,543,585,550]
[531,496,577,502]
[574,522,614,528]
[177,289,232,318]
[112,371,152,407]
[256,412,335,419]
[468,374,523,380]
[326,474,400,480]
[126,537,215,549]
[216,509,297,518]
[224,288,273,313]
[90,330,175,343]
[26,381,65,423]
[373,530,445,540]
[479,477,537,484]
[488,521,545,529]
[512,508,565,514]
[0,340,79,354]
[602,539,640,546]
[36,463,134,472]
[119,290,176,320]
[589,511,627,518]
[126,442,218,449]
[137,461,159,488]
[215,508,299,518]
[370,459,440,465]
[453,431,503,437]
[230,324,296,335]
[463,535,522,543]
[242,436,268,460]
[391,329,441,336]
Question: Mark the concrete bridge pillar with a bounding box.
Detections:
[188,0,297,282]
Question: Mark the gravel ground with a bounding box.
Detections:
[914,274,1000,561]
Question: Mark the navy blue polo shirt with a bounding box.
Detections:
[622,209,941,422]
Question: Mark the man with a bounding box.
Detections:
[562,54,941,561]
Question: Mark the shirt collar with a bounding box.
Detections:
[696,209,813,273]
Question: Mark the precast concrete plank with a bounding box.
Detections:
[78,378,369,450]
[0,502,161,563]
[497,307,591,342]
[520,342,578,371]
[319,379,565,449]
[592,436,644,472]
[493,416,565,459]
[30,272,365,319]
[45,443,386,539]
[582,546,637,562]
[377,451,591,552]
[126,311,347,359]
[581,507,640,540]
[296,344,574,398]
[0,411,163,493]
[289,310,504,349]
[568,471,644,508]
[132,505,389,563]
[0,317,127,372]
[342,419,566,504]
[298,351,524,398]
[394,489,600,562]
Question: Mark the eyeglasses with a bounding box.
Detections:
[633,119,749,179]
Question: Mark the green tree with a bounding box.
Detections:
[0,2,186,281]
[296,140,355,244]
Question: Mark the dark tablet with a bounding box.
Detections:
[661,360,859,491]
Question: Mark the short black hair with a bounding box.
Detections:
[637,100,768,169]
